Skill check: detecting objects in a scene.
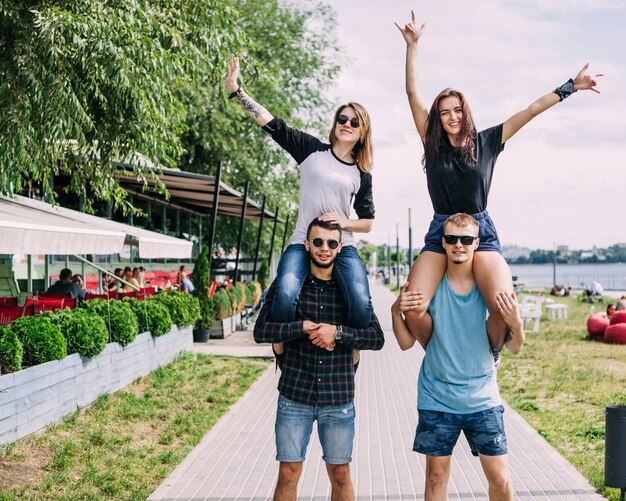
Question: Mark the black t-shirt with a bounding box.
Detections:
[426,124,504,215]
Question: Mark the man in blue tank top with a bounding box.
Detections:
[391,213,525,501]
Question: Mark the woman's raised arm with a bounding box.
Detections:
[395,11,428,142]
[225,56,274,127]
[502,63,602,143]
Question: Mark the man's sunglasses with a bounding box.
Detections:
[443,235,478,245]
[336,114,360,128]
[312,237,340,250]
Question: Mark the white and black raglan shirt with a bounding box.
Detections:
[263,118,375,247]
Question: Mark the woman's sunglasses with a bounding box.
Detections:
[443,235,478,245]
[312,237,340,250]
[336,115,360,128]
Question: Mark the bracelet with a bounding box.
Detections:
[553,78,577,102]
[228,85,242,100]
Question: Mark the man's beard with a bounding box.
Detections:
[309,251,336,269]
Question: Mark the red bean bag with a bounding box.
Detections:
[604,323,626,344]
[609,310,626,325]
[587,313,609,339]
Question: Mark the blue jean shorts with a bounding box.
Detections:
[275,395,355,464]
[413,405,507,457]
[421,210,502,254]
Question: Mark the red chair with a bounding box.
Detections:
[136,288,156,301]
[0,305,35,325]
[0,297,18,307]
[85,274,99,290]
[25,297,76,314]
[153,270,169,279]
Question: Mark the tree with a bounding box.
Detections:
[0,0,245,209]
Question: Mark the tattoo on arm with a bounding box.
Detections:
[235,92,263,118]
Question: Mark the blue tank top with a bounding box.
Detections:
[418,274,502,413]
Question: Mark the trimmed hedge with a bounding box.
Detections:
[4,316,67,366]
[213,288,232,320]
[125,297,173,337]
[81,299,139,346]
[46,308,109,358]
[0,327,23,373]
[151,291,200,327]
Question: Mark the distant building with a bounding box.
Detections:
[557,245,569,256]
[503,245,531,261]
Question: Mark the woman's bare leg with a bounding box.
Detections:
[404,251,447,341]
[473,252,513,350]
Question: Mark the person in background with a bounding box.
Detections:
[46,268,85,301]
[137,266,146,288]
[132,267,146,288]
[72,274,87,296]
[178,265,195,294]
[616,299,626,311]
[606,304,616,318]
[122,266,140,293]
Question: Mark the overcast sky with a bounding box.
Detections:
[324,0,624,250]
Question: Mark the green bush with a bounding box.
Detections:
[47,308,109,358]
[194,244,216,330]
[228,286,243,313]
[151,291,200,327]
[81,299,139,346]
[5,316,67,366]
[177,292,201,326]
[213,288,232,320]
[244,282,256,305]
[0,327,23,373]
[126,298,173,337]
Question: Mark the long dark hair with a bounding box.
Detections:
[422,88,477,170]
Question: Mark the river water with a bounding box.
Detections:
[508,262,626,290]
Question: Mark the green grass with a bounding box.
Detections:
[498,294,626,500]
[0,352,269,500]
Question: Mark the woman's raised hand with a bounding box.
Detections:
[394,10,425,45]
[226,56,240,93]
[573,63,603,94]
[318,212,349,229]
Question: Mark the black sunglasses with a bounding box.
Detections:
[312,237,340,250]
[336,114,360,128]
[443,235,478,245]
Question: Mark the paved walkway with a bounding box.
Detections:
[150,283,604,500]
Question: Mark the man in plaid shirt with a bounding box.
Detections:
[254,218,384,501]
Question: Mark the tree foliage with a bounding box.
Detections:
[0,0,340,225]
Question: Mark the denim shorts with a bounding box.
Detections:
[413,405,507,457]
[421,210,502,254]
[275,395,355,464]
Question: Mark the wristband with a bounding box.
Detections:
[228,85,242,100]
[553,78,577,102]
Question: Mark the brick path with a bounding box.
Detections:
[149,283,604,500]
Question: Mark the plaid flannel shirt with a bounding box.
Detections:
[254,273,384,405]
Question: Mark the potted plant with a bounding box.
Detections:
[193,244,216,342]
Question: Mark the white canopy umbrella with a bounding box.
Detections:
[0,195,192,258]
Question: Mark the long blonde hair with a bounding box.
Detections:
[328,102,374,173]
